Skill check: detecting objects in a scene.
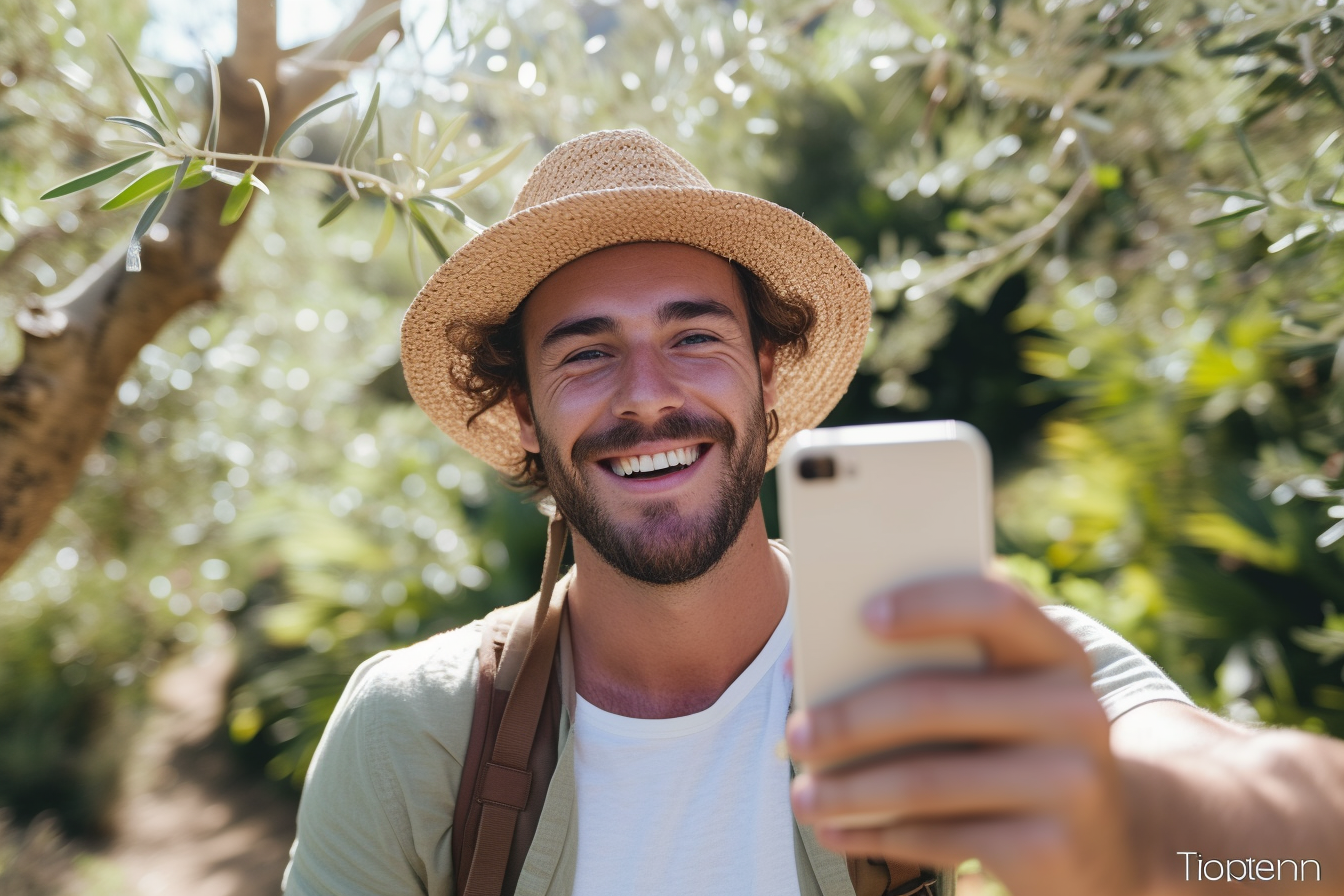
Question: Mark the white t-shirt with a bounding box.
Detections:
[571,598,800,896]
[564,549,1193,896]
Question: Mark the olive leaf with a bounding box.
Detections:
[273,93,356,156]
[40,152,153,200]
[125,190,170,272]
[220,173,255,226]
[440,137,530,199]
[107,116,164,146]
[422,112,468,171]
[371,198,397,258]
[407,201,450,261]
[204,51,222,154]
[318,193,355,228]
[101,160,204,210]
[109,37,171,128]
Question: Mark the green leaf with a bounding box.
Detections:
[410,111,426,171]
[344,83,381,168]
[335,109,360,172]
[428,139,524,189]
[109,37,170,127]
[126,190,170,271]
[143,77,181,131]
[412,194,466,223]
[219,174,255,226]
[41,152,153,200]
[371,198,397,258]
[442,137,530,199]
[247,78,271,162]
[375,110,387,178]
[107,116,164,145]
[204,51,222,153]
[422,113,468,171]
[168,156,192,196]
[1234,125,1264,183]
[101,163,184,210]
[318,193,355,228]
[1194,204,1265,227]
[407,202,449,261]
[1189,185,1266,201]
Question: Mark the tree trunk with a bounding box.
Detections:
[0,0,400,576]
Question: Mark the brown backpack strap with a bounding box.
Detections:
[455,512,569,896]
[848,857,939,896]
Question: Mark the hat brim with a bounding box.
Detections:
[400,185,871,475]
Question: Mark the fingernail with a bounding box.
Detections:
[787,714,812,753]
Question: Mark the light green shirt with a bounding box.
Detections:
[283,575,1189,896]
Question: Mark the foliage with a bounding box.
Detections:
[765,0,1344,732]
[7,0,1344,848]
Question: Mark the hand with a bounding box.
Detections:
[786,575,1149,896]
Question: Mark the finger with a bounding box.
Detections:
[864,575,1091,678]
[812,813,1067,880]
[792,744,1100,828]
[787,670,1109,768]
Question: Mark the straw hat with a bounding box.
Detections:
[400,129,871,474]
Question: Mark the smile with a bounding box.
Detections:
[606,444,704,478]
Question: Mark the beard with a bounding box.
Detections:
[537,404,768,586]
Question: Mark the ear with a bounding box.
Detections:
[510,387,541,454]
[758,341,779,415]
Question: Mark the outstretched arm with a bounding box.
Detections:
[786,575,1344,895]
[1112,699,1344,893]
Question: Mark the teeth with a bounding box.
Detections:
[608,446,702,477]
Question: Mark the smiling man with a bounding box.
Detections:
[284,131,1344,896]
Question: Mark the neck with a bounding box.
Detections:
[565,500,789,719]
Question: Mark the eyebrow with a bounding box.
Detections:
[538,298,738,352]
[539,315,617,352]
[657,298,737,326]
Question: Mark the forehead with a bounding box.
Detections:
[521,242,745,334]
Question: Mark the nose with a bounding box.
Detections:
[612,344,685,422]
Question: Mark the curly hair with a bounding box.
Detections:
[446,258,816,492]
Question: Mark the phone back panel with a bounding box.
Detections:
[778,420,993,709]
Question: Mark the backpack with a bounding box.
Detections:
[451,515,942,896]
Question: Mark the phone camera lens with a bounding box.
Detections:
[798,456,836,480]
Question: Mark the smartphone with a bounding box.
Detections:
[778,420,992,715]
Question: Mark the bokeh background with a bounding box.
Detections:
[4,0,1344,892]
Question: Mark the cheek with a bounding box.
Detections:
[677,355,763,404]
[533,375,610,445]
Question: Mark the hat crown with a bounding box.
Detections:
[509,129,713,215]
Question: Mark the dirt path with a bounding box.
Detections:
[105,646,297,896]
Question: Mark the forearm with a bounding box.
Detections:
[1118,724,1344,894]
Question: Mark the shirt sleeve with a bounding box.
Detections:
[282,621,483,896]
[283,650,428,896]
[1040,604,1194,721]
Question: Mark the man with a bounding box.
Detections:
[285,130,1344,896]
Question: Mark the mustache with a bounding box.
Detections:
[571,410,736,464]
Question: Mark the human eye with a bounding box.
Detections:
[564,348,608,364]
[678,333,719,346]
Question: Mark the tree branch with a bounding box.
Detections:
[0,1,403,577]
[277,0,402,131]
